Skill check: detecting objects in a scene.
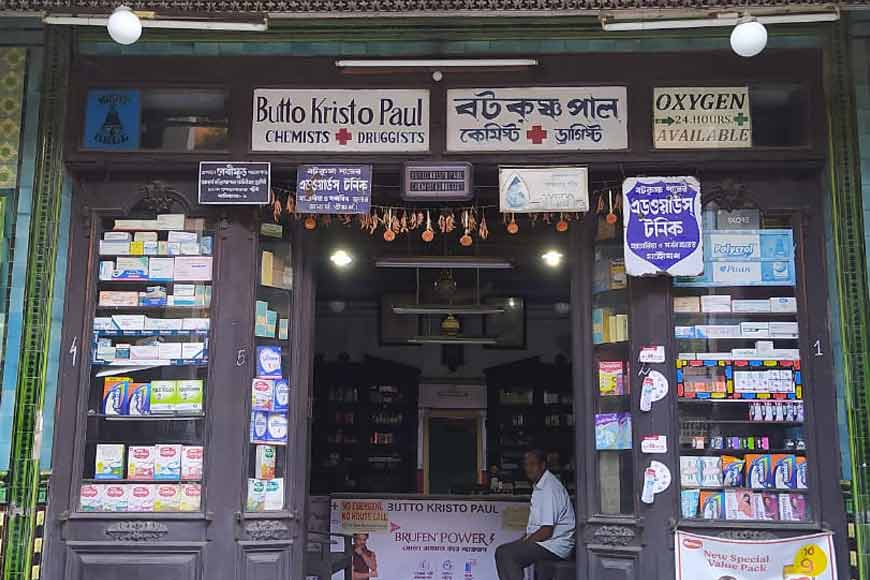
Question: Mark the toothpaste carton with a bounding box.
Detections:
[154,444,182,481]
[149,380,177,413]
[773,454,797,489]
[95,444,125,480]
[247,479,266,512]
[272,379,290,413]
[256,346,283,378]
[796,457,808,489]
[127,446,156,480]
[251,379,274,411]
[79,484,104,512]
[102,484,129,512]
[154,484,181,512]
[264,478,284,511]
[721,456,745,487]
[255,445,277,480]
[700,491,726,519]
[267,413,288,445]
[175,380,203,412]
[181,446,204,480]
[745,454,773,489]
[128,484,156,512]
[102,377,131,415]
[179,483,202,512]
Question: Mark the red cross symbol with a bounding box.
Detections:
[526,125,548,144]
[335,128,353,145]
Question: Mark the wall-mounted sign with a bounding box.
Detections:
[623,176,703,277]
[402,162,473,201]
[716,208,760,230]
[447,87,627,152]
[639,345,666,364]
[417,384,486,409]
[641,435,668,454]
[653,87,751,149]
[251,89,429,152]
[295,164,371,214]
[198,162,271,205]
[83,89,141,150]
[499,166,589,213]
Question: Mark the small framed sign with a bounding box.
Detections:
[198,162,271,205]
[83,89,141,150]
[402,162,473,201]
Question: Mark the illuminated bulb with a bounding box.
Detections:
[730,19,767,58]
[107,6,142,45]
[330,249,353,268]
[541,250,563,268]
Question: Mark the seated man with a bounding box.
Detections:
[495,449,575,580]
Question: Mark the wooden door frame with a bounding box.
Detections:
[421,410,485,495]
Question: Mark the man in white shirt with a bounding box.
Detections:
[494,449,576,580]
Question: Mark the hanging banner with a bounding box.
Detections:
[675,531,837,580]
[447,87,627,152]
[296,164,372,214]
[499,166,589,213]
[198,162,271,205]
[623,176,703,277]
[330,498,529,580]
[252,89,429,152]
[653,87,751,149]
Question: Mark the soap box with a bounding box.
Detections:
[256,346,283,378]
[175,380,203,412]
[154,484,181,512]
[179,483,202,512]
[95,444,125,480]
[264,478,284,511]
[725,489,755,521]
[102,377,130,415]
[154,444,182,480]
[126,383,151,416]
[127,445,156,480]
[128,484,156,512]
[753,492,780,521]
[181,446,204,480]
[251,378,275,411]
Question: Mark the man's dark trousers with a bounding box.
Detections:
[495,540,561,580]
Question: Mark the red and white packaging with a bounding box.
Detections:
[181,446,204,480]
[128,484,156,512]
[154,484,181,512]
[79,484,104,512]
[179,483,202,511]
[127,445,156,480]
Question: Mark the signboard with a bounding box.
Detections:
[83,89,141,150]
[251,89,429,152]
[623,176,703,277]
[499,166,589,213]
[653,87,751,149]
[418,384,487,409]
[675,531,836,580]
[447,87,627,152]
[717,208,761,230]
[330,498,529,580]
[296,164,371,214]
[402,162,473,201]
[198,162,271,205]
[675,229,795,287]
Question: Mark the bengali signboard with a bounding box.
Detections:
[252,89,429,152]
[623,176,703,277]
[330,498,530,580]
[447,87,627,152]
[83,89,141,150]
[198,162,271,205]
[296,164,371,214]
[499,166,589,213]
[403,162,473,201]
[675,530,836,580]
[653,87,751,149]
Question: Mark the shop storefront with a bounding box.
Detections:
[43,48,849,580]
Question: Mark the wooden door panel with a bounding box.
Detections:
[65,544,203,580]
[239,546,292,580]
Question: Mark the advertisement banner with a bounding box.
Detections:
[296,164,372,214]
[653,87,751,149]
[499,166,589,213]
[447,87,627,152]
[675,530,836,580]
[330,498,529,580]
[622,176,703,277]
[252,89,429,152]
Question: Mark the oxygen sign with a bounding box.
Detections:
[653,87,751,149]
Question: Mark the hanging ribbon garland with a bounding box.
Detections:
[267,185,620,246]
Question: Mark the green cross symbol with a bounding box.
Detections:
[734,112,749,126]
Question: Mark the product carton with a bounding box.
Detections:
[130,344,160,360]
[99,261,115,280]
[673,296,701,313]
[779,493,808,522]
[732,300,772,313]
[681,489,700,519]
[181,446,204,480]
[256,346,282,378]
[772,454,797,489]
[267,413,288,445]
[144,317,184,331]
[154,444,182,481]
[251,378,275,411]
[99,240,131,255]
[168,230,198,244]
[250,411,269,444]
[700,491,726,519]
[278,318,289,341]
[699,457,723,487]
[126,383,151,416]
[174,257,213,281]
[694,325,741,339]
[157,342,183,360]
[769,322,799,338]
[181,342,206,360]
[134,231,158,242]
[181,318,210,331]
[264,479,284,511]
[139,286,167,307]
[104,231,132,242]
[721,456,746,487]
[102,484,129,512]
[95,444,125,480]
[598,361,625,396]
[796,457,808,489]
[156,214,186,230]
[701,295,732,313]
[674,326,695,339]
[148,258,174,280]
[98,291,139,307]
[255,445,277,480]
[149,380,177,413]
[179,483,202,511]
[102,377,131,415]
[740,322,770,338]
[770,297,798,313]
[79,484,104,512]
[128,484,156,512]
[255,300,271,338]
[114,256,149,279]
[154,484,181,512]
[180,241,201,255]
[753,492,780,521]
[745,454,773,489]
[175,380,203,412]
[127,446,156,480]
[247,479,266,512]
[114,219,158,231]
[93,317,114,331]
[174,284,196,297]
[273,379,290,413]
[200,236,213,255]
[725,489,755,521]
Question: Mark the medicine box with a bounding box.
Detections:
[150,381,177,413]
[182,318,210,331]
[701,295,731,313]
[675,326,695,339]
[79,484,104,512]
[154,484,181,512]
[99,240,131,255]
[694,325,741,339]
[673,296,701,313]
[175,380,203,412]
[156,214,186,230]
[130,344,160,360]
[104,231,132,242]
[732,300,771,313]
[99,291,138,307]
[111,314,146,330]
[168,230,198,244]
[181,342,206,360]
[134,231,158,242]
[115,257,149,278]
[148,258,174,280]
[144,317,184,331]
[770,322,799,338]
[770,297,798,313]
[174,257,213,282]
[157,342,183,360]
[740,322,770,338]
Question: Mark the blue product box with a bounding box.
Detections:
[126,383,151,415]
[759,230,794,260]
[256,346,282,378]
[250,411,269,443]
[272,379,290,412]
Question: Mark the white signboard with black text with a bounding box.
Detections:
[447,87,627,152]
[653,87,751,149]
[499,166,589,213]
[252,89,429,152]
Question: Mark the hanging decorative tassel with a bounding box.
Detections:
[422,210,434,242]
[460,209,473,247]
[507,213,519,234]
[606,189,618,224]
[285,194,295,216]
[479,210,489,240]
[556,212,569,232]
[272,190,282,222]
[304,215,317,230]
[384,208,396,241]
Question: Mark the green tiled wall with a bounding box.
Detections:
[0,49,26,190]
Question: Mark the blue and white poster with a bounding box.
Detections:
[83,89,141,150]
[623,176,703,277]
[296,164,372,214]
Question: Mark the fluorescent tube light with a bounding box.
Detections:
[376,256,514,269]
[43,14,268,32]
[336,59,538,69]
[392,305,506,315]
[408,336,499,345]
[600,10,838,31]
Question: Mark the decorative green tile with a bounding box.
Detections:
[0,48,26,190]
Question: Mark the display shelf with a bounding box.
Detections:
[93,330,210,337]
[681,485,810,493]
[680,419,803,425]
[83,478,203,484]
[87,412,205,421]
[96,305,210,312]
[92,358,209,367]
[673,312,798,319]
[680,448,806,456]
[678,397,801,403]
